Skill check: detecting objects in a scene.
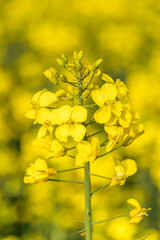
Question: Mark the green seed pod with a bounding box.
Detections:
[78,50,84,61]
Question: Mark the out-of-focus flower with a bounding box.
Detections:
[127,198,151,223]
[50,105,87,142]
[75,137,100,165]
[110,159,137,186]
[24,158,57,184]
[33,138,66,158]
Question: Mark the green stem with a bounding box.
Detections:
[142,233,151,240]
[98,145,121,159]
[57,167,84,173]
[48,179,84,184]
[84,162,92,239]
[87,130,103,138]
[78,74,92,240]
[92,214,129,225]
[89,173,112,180]
[91,182,110,196]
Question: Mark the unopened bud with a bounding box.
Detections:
[43,68,59,84]
[75,60,82,71]
[61,54,68,64]
[93,59,104,69]
[59,74,67,82]
[78,50,84,61]
[56,58,65,67]
[84,69,90,77]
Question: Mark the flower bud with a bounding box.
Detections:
[59,74,67,82]
[61,54,68,64]
[78,50,84,61]
[43,68,59,84]
[75,60,82,71]
[56,58,65,67]
[84,69,90,77]
[93,59,104,70]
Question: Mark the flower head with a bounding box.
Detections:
[75,137,100,165]
[127,198,151,223]
[110,159,137,186]
[24,158,57,184]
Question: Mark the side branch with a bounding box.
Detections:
[48,179,84,184]
[92,214,129,225]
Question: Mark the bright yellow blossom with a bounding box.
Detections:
[127,198,151,224]
[24,158,57,184]
[105,118,144,152]
[91,82,124,124]
[75,137,100,165]
[25,89,57,124]
[110,159,137,186]
[33,138,66,158]
[49,105,87,142]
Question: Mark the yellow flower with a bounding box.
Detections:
[127,198,151,224]
[75,137,100,165]
[24,158,57,184]
[33,138,66,158]
[104,115,144,152]
[110,159,137,186]
[25,89,57,124]
[91,83,123,124]
[50,105,87,142]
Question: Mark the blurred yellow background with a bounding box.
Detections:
[0,0,160,239]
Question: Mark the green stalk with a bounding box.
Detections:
[78,75,92,240]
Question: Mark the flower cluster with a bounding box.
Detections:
[24,51,150,225]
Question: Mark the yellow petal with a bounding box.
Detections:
[32,138,51,151]
[119,111,132,128]
[25,109,36,120]
[32,90,45,103]
[104,126,123,139]
[112,101,122,117]
[70,124,86,142]
[102,74,114,83]
[71,105,87,123]
[56,105,72,123]
[75,153,87,165]
[101,83,117,102]
[36,108,50,124]
[115,165,125,177]
[106,139,117,152]
[49,109,61,125]
[122,159,137,176]
[55,124,70,142]
[91,89,105,107]
[34,158,48,171]
[94,106,111,124]
[127,198,141,208]
[76,141,92,154]
[129,216,143,224]
[91,137,100,157]
[105,113,117,126]
[48,140,65,158]
[39,91,58,107]
[37,125,47,139]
